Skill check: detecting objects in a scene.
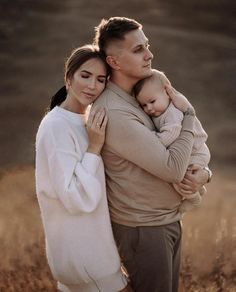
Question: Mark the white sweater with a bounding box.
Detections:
[35,106,126,291]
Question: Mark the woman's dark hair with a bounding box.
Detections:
[49,44,110,110]
[49,86,67,110]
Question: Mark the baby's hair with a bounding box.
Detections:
[133,69,171,98]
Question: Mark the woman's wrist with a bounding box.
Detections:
[87,146,101,155]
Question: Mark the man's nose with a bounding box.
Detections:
[145,48,153,61]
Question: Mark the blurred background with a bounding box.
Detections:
[0,0,235,291]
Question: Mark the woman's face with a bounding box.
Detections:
[67,58,107,111]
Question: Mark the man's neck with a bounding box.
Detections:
[110,73,138,95]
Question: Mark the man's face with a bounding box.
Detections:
[110,28,153,81]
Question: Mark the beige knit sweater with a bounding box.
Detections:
[152,102,210,167]
[94,82,195,227]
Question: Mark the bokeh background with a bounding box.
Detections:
[0,0,235,291]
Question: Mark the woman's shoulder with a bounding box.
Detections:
[37,107,69,140]
[40,107,68,127]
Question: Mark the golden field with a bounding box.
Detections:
[0,167,235,291]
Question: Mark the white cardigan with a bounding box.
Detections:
[35,106,126,291]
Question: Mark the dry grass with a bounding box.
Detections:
[0,167,56,291]
[0,166,235,291]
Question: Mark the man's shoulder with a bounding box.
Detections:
[94,87,125,110]
[94,87,112,105]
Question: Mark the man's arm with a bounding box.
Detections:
[105,108,195,183]
[153,124,182,147]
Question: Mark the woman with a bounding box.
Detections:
[35,45,129,291]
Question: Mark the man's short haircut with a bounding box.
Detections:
[93,17,142,55]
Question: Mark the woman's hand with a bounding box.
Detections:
[165,85,193,113]
[86,106,108,155]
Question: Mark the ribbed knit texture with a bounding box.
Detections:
[152,102,210,213]
[152,102,210,167]
[152,102,183,147]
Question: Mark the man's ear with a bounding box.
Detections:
[106,55,120,70]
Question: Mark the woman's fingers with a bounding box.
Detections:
[87,107,108,134]
[100,115,108,131]
[92,109,106,129]
[87,107,106,129]
[86,107,108,155]
[87,109,96,127]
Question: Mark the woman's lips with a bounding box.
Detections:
[83,92,95,98]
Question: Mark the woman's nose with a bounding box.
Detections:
[88,79,96,89]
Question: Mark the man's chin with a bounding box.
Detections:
[133,69,153,82]
[143,68,153,78]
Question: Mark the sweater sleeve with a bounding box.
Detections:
[189,143,211,167]
[41,121,103,214]
[189,117,211,167]
[152,118,182,147]
[152,103,184,147]
[106,109,195,183]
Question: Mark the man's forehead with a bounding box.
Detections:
[124,28,148,47]
[106,28,148,54]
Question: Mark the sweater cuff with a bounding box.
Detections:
[182,115,195,135]
[82,152,101,175]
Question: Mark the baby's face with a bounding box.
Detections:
[137,81,170,117]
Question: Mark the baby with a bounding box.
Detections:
[133,69,211,214]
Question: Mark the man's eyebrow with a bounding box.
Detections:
[132,39,149,50]
[132,44,143,51]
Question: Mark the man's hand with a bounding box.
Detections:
[165,85,193,113]
[175,165,209,195]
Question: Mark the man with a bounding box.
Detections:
[93,17,211,292]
